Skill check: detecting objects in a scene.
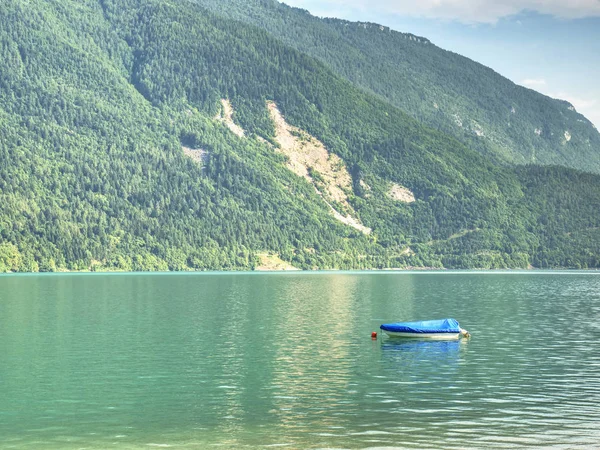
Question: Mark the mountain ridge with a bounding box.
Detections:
[0,0,600,272]
[193,0,600,173]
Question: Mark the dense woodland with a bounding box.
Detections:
[1,0,600,272]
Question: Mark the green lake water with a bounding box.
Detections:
[0,271,599,449]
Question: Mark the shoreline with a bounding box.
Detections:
[1,268,599,276]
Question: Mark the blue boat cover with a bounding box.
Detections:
[380,318,460,334]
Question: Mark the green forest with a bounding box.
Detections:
[1,0,600,272]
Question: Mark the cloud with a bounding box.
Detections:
[521,78,547,88]
[284,0,600,24]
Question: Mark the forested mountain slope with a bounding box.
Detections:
[194,0,600,174]
[1,0,600,272]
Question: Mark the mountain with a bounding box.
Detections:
[1,0,600,272]
[193,0,600,173]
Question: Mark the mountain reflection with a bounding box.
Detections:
[268,274,360,433]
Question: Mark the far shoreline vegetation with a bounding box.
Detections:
[1,254,598,276]
[2,268,599,276]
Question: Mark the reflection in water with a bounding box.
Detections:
[381,338,464,366]
[371,339,469,437]
[269,275,360,443]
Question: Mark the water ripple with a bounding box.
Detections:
[0,272,599,448]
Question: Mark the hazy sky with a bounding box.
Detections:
[282,0,600,130]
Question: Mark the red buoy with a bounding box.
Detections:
[371,331,378,339]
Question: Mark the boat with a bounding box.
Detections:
[380,318,470,340]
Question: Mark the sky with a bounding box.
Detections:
[282,0,600,130]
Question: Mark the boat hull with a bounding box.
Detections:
[382,330,461,340]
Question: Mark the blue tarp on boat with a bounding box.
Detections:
[380,318,460,334]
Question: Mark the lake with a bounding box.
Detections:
[0,271,599,449]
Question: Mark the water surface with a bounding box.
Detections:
[0,271,599,448]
